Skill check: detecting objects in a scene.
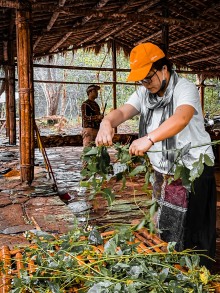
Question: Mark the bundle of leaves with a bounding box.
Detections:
[81,143,214,194]
[80,144,153,206]
[7,223,220,293]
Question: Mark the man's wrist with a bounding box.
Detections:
[146,135,154,145]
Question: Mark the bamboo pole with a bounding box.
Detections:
[112,39,117,133]
[0,246,11,293]
[161,0,169,55]
[197,74,205,113]
[7,15,16,145]
[16,1,35,184]
[3,38,9,138]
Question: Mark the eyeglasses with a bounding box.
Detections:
[138,70,158,85]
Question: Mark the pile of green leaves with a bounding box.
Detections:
[8,223,220,293]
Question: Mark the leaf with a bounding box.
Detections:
[104,238,117,255]
[159,267,169,282]
[174,165,183,180]
[191,254,200,268]
[129,165,146,176]
[144,171,150,186]
[121,152,131,163]
[179,143,191,157]
[179,167,191,191]
[87,281,113,293]
[167,242,176,252]
[102,188,115,206]
[48,282,61,293]
[84,148,98,156]
[149,201,158,217]
[135,219,146,230]
[204,154,214,166]
[88,228,103,245]
[184,256,192,270]
[199,266,210,285]
[122,175,126,190]
[80,181,90,187]
[129,265,143,278]
[189,160,204,182]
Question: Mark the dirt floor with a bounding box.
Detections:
[0,132,220,274]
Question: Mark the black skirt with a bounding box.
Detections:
[185,165,216,269]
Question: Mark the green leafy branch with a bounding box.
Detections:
[81,142,214,197]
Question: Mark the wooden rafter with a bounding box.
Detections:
[169,28,214,47]
[134,30,162,45]
[75,24,113,47]
[94,22,131,44]
[0,0,18,8]
[187,55,220,65]
[76,0,140,46]
[33,0,67,50]
[137,0,159,13]
[49,0,110,53]
[171,42,220,59]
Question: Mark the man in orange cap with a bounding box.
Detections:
[95,42,216,269]
[81,84,103,147]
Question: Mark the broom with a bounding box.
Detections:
[34,121,71,201]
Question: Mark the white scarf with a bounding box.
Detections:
[139,71,179,172]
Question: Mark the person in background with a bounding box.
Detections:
[81,84,103,147]
[95,42,216,269]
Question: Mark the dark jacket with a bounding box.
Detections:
[81,99,102,129]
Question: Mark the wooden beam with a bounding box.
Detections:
[93,0,139,44]
[137,0,159,13]
[134,30,162,46]
[7,11,16,145]
[33,63,130,72]
[49,32,72,53]
[197,74,205,112]
[75,23,115,47]
[16,2,35,184]
[171,42,220,59]
[49,0,110,53]
[187,55,219,65]
[112,39,117,133]
[161,0,169,54]
[0,0,18,8]
[169,28,214,47]
[34,0,67,50]
[27,6,220,29]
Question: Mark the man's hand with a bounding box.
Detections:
[129,136,153,156]
[95,120,114,146]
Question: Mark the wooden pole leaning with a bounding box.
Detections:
[16,1,35,184]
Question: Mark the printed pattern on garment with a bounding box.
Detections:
[153,170,188,251]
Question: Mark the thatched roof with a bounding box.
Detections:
[0,0,220,77]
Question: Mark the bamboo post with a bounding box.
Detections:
[196,73,205,113]
[161,0,169,55]
[0,246,11,293]
[112,39,117,133]
[8,30,16,145]
[16,1,35,184]
[3,37,9,138]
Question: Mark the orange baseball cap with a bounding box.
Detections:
[127,43,165,82]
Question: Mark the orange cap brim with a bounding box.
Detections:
[127,63,152,82]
